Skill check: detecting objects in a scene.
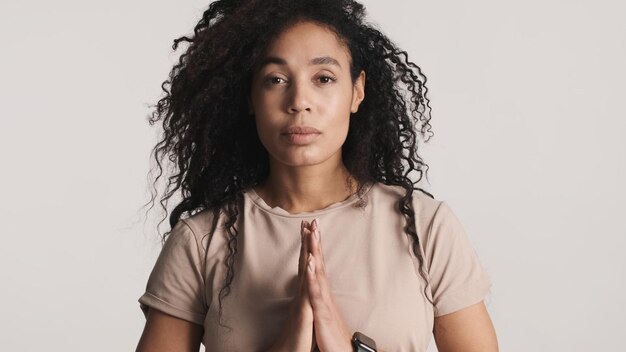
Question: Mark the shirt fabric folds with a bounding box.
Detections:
[138,182,492,351]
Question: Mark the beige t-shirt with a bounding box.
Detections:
[138,182,492,351]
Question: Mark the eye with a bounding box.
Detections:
[266,76,286,85]
[317,75,336,84]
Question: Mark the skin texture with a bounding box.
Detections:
[267,220,316,352]
[248,20,365,214]
[433,301,499,352]
[136,19,499,352]
[144,0,440,345]
[249,20,365,351]
[304,219,354,351]
[135,308,203,352]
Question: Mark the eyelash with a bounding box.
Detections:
[317,75,336,84]
[267,75,336,85]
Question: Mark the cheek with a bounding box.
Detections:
[254,115,279,146]
[324,83,356,118]
[322,93,353,130]
[318,115,352,154]
[250,97,279,130]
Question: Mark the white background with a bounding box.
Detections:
[1,0,624,351]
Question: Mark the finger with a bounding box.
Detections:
[311,331,318,352]
[309,219,334,302]
[300,263,311,307]
[298,220,306,277]
[306,253,330,319]
[301,224,313,294]
[300,222,313,309]
[306,253,320,301]
[300,221,313,273]
[304,220,311,255]
[310,219,325,269]
[313,219,327,265]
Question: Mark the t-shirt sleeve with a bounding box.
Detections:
[138,219,207,325]
[425,201,492,317]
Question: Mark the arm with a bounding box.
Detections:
[433,300,498,352]
[136,307,204,352]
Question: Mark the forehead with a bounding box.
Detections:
[260,21,351,68]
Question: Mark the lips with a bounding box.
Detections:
[280,125,321,145]
[281,125,321,134]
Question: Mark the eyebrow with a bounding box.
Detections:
[258,55,342,69]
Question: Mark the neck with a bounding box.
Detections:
[254,161,358,214]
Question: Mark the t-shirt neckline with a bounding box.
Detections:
[244,182,375,218]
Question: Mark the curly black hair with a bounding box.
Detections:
[142,0,435,331]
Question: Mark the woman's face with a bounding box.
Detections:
[249,20,365,168]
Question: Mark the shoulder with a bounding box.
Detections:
[182,208,221,236]
[177,207,227,254]
[369,182,451,255]
[370,182,443,220]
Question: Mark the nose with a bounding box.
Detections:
[287,79,312,114]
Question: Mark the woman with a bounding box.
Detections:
[136,0,498,351]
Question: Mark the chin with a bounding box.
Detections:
[265,139,344,167]
[272,149,330,167]
[280,156,325,167]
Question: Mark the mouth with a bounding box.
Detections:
[281,125,321,134]
[281,132,321,145]
[280,124,322,145]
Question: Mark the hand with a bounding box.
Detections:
[268,220,317,352]
[305,218,354,352]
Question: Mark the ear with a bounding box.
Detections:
[350,70,366,114]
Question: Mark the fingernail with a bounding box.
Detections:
[313,218,318,228]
